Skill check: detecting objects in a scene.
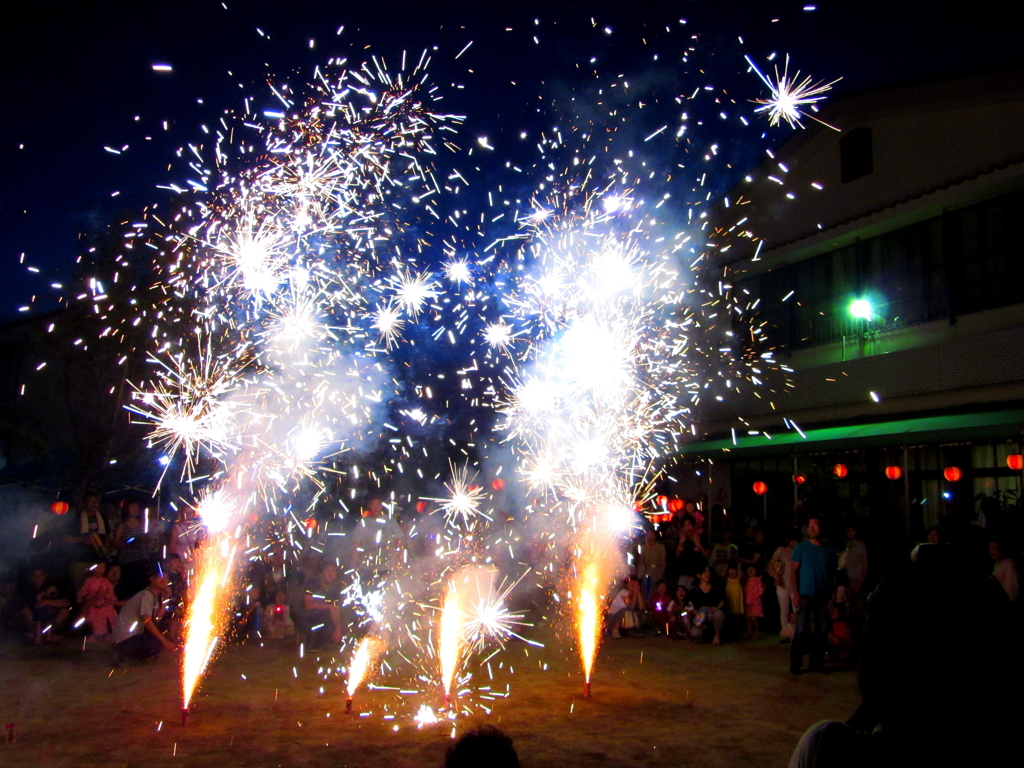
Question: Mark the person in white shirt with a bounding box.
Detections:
[111,573,176,662]
[767,530,800,641]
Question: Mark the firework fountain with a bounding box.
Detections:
[346,636,384,713]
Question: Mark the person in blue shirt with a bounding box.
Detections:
[789,517,835,674]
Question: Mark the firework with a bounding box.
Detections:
[746,54,840,130]
[181,529,240,714]
[438,576,466,706]
[346,636,384,713]
[424,462,488,527]
[458,566,534,654]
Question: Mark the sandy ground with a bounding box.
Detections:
[0,631,858,768]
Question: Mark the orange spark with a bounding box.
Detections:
[576,557,603,685]
[346,636,384,698]
[181,530,239,709]
[439,576,467,701]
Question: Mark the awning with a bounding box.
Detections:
[677,408,1024,458]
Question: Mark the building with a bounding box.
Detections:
[675,69,1024,545]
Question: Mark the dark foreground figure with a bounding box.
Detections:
[445,726,519,768]
[789,548,1021,767]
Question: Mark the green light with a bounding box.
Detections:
[849,298,873,320]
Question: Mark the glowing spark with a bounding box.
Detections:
[439,577,466,701]
[414,705,440,728]
[576,558,603,684]
[424,463,486,527]
[194,489,240,534]
[443,258,473,285]
[346,636,384,697]
[391,269,436,319]
[746,54,840,129]
[460,567,532,652]
[372,304,405,348]
[482,321,515,352]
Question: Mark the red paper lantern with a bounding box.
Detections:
[943,466,962,483]
[752,481,768,496]
[416,500,428,514]
[792,473,807,485]
[668,498,684,513]
[491,478,506,491]
[304,516,318,531]
[885,466,902,480]
[833,463,849,479]
[1007,454,1024,471]
[656,494,668,508]
[51,501,69,515]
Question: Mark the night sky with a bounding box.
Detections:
[3,0,1022,321]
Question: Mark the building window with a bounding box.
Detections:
[737,187,1024,352]
[840,127,873,183]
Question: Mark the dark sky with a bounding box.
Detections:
[3,0,1022,320]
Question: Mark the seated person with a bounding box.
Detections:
[825,604,854,663]
[263,589,295,640]
[649,580,673,635]
[156,555,186,642]
[666,585,688,638]
[605,576,644,638]
[76,562,121,639]
[682,567,726,645]
[110,573,176,662]
[25,567,70,645]
[300,563,343,647]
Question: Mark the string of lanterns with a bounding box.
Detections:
[750,453,1024,495]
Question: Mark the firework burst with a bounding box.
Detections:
[746,54,840,130]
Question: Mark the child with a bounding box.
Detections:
[744,565,764,640]
[725,565,744,618]
[826,604,854,662]
[650,580,672,635]
[76,562,120,639]
[263,590,295,640]
[667,585,688,638]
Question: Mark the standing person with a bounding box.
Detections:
[842,524,869,615]
[661,516,682,594]
[739,527,766,570]
[110,573,176,662]
[709,530,738,578]
[768,530,800,642]
[675,515,710,592]
[300,563,343,648]
[724,565,744,618]
[636,529,666,598]
[169,506,202,568]
[790,517,835,675]
[66,492,109,592]
[114,501,150,598]
[744,565,765,640]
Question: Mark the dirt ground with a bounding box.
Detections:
[0,631,858,768]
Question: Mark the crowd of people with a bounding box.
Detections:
[1,490,1020,683]
[611,504,1020,676]
[0,492,414,658]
